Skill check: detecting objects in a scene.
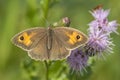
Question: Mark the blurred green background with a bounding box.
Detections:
[0,0,120,80]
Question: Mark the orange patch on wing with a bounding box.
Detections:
[18,32,36,46]
[66,31,81,45]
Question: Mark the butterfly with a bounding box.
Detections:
[11,27,88,61]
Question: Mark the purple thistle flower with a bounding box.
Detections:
[67,48,89,71]
[62,17,71,27]
[106,20,119,34]
[89,8,119,34]
[67,6,119,72]
[85,30,114,56]
[87,7,119,56]
[90,9,110,20]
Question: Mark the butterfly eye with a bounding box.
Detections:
[19,36,24,41]
[76,35,81,40]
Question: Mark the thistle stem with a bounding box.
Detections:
[44,61,49,80]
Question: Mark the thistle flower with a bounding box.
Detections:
[87,7,119,56]
[67,48,88,71]
[89,8,119,34]
[106,20,119,34]
[85,30,114,56]
[52,17,71,27]
[67,6,119,72]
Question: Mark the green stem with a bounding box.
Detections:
[44,61,49,80]
[40,0,50,26]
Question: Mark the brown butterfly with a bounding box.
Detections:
[11,27,88,61]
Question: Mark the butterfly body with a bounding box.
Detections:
[12,27,88,61]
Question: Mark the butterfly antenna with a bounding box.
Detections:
[42,16,51,28]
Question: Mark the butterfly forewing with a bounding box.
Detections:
[54,27,88,49]
[12,27,47,50]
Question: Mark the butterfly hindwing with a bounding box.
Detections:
[28,35,49,60]
[49,31,70,60]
